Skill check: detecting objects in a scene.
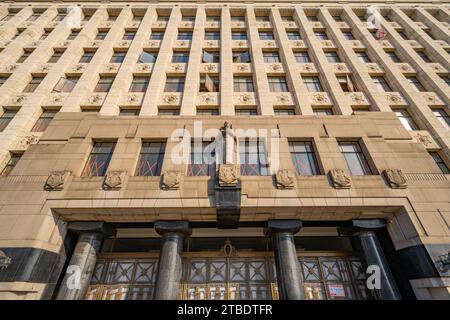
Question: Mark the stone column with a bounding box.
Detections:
[266,220,304,300]
[340,219,401,300]
[56,222,115,300]
[153,221,191,300]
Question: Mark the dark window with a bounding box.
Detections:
[395,109,418,131]
[386,51,401,63]
[256,16,270,22]
[289,141,320,175]
[17,50,33,63]
[31,110,57,132]
[337,76,355,92]
[263,51,281,63]
[432,109,449,129]
[123,31,136,40]
[430,152,450,174]
[294,51,311,63]
[234,77,254,92]
[282,16,294,22]
[67,30,80,40]
[235,108,257,116]
[158,108,179,115]
[286,31,301,40]
[48,50,65,63]
[197,108,219,116]
[0,76,9,87]
[339,141,373,175]
[53,76,79,93]
[232,32,247,40]
[372,76,392,92]
[172,51,189,63]
[259,31,274,40]
[325,51,341,63]
[110,51,127,63]
[239,139,269,176]
[80,50,96,63]
[304,77,323,92]
[164,77,185,92]
[315,32,328,40]
[120,108,140,116]
[82,142,116,177]
[40,29,52,40]
[135,142,166,176]
[1,153,22,176]
[417,51,431,63]
[202,50,220,63]
[0,110,17,132]
[356,51,371,63]
[268,76,289,92]
[150,31,164,40]
[398,31,408,40]
[181,16,195,23]
[96,30,109,40]
[139,50,158,63]
[178,32,193,40]
[200,75,219,92]
[440,76,450,87]
[129,77,150,92]
[205,32,220,40]
[314,108,333,115]
[95,77,115,92]
[232,51,251,63]
[342,31,355,40]
[406,76,426,92]
[23,76,44,93]
[274,109,295,116]
[53,13,66,22]
[187,141,216,176]
[307,16,318,22]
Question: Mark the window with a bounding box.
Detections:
[129,77,150,92]
[239,139,269,176]
[178,32,193,40]
[157,16,169,23]
[135,141,166,176]
[110,50,127,63]
[0,76,10,87]
[234,77,254,92]
[54,13,66,22]
[307,16,318,22]
[48,50,65,63]
[259,32,274,40]
[0,110,17,132]
[356,51,371,63]
[325,51,341,63]
[197,108,219,116]
[433,109,449,128]
[187,141,215,176]
[289,141,320,175]
[206,16,220,23]
[232,51,251,63]
[172,51,189,63]
[132,15,143,22]
[123,31,136,40]
[95,77,115,92]
[406,76,425,92]
[53,76,79,93]
[200,76,219,92]
[202,50,220,63]
[386,51,401,63]
[120,108,140,116]
[286,31,301,40]
[256,16,270,23]
[232,32,247,40]
[181,16,195,22]
[158,108,179,115]
[40,29,52,40]
[395,109,418,131]
[235,108,257,116]
[12,29,23,40]
[314,108,333,115]
[263,51,281,63]
[67,29,80,40]
[332,16,343,22]
[342,31,355,40]
[83,14,92,22]
[17,50,33,63]
[398,31,408,40]
[1,153,22,176]
[96,30,109,40]
[31,109,57,132]
[339,141,372,175]
[430,152,450,174]
[1,12,15,22]
[82,142,116,177]
[440,76,450,87]
[150,31,165,40]
[205,32,220,40]
[315,32,328,40]
[417,51,431,63]
[139,50,158,63]
[81,106,100,113]
[304,77,323,92]
[337,76,355,92]
[231,16,245,23]
[80,50,96,63]
[282,16,294,22]
[164,77,185,92]
[372,76,392,92]
[294,51,311,63]
[268,77,289,92]
[274,108,295,116]
[23,76,44,93]
[108,15,118,22]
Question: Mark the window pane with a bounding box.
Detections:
[187,141,216,176]
[1,153,22,176]
[82,142,116,177]
[31,110,57,132]
[139,51,157,63]
[294,52,311,63]
[234,77,254,92]
[164,77,185,92]
[339,142,372,175]
[95,77,115,92]
[289,141,320,175]
[135,142,166,176]
[129,77,150,92]
[0,110,17,132]
[268,77,289,92]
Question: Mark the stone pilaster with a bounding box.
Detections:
[219,7,234,116]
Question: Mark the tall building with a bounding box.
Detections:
[0,0,449,301]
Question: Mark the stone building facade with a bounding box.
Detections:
[0,0,449,300]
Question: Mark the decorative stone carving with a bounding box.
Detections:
[120,40,129,47]
[271,64,281,71]
[203,64,216,72]
[312,93,328,104]
[381,40,391,47]
[172,64,183,72]
[91,40,100,47]
[88,94,102,104]
[329,169,351,188]
[139,64,151,71]
[163,94,178,104]
[0,250,12,271]
[106,64,118,72]
[149,41,159,47]
[414,132,433,147]
[277,94,290,104]
[45,170,71,190]
[201,94,216,104]
[237,40,246,47]
[322,40,333,47]
[383,169,407,189]
[350,93,365,104]
[19,134,39,148]
[103,171,126,190]
[236,64,248,72]
[206,41,216,47]
[238,93,252,104]
[276,169,295,189]
[265,41,275,47]
[302,64,314,72]
[294,41,304,47]
[73,64,84,72]
[14,94,26,104]
[52,95,63,103]
[218,164,240,186]
[40,65,51,72]
[162,170,181,189]
[178,40,188,47]
[5,64,17,72]
[368,64,379,72]
[387,93,402,103]
[128,94,139,103]
[424,93,437,104]
[335,64,346,72]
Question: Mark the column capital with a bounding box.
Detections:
[339,219,386,235]
[154,221,191,236]
[265,220,302,235]
[68,221,116,237]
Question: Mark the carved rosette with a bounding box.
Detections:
[302,64,314,72]
[387,93,403,104]
[201,94,216,104]
[72,64,85,72]
[270,64,281,72]
[19,135,39,148]
[103,171,126,190]
[238,93,252,104]
[88,94,102,105]
[162,170,181,189]
[414,132,433,147]
[13,94,26,104]
[276,169,295,189]
[0,250,12,271]
[218,164,240,186]
[203,64,217,72]
[424,93,437,104]
[312,93,328,104]
[45,170,71,190]
[163,94,178,105]
[350,93,365,104]
[277,94,290,104]
[329,169,351,189]
[383,169,407,189]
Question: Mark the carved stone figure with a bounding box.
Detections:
[162,171,181,189]
[45,170,71,190]
[276,169,295,189]
[329,169,351,188]
[218,164,240,186]
[0,250,12,271]
[384,169,407,189]
[104,171,126,189]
